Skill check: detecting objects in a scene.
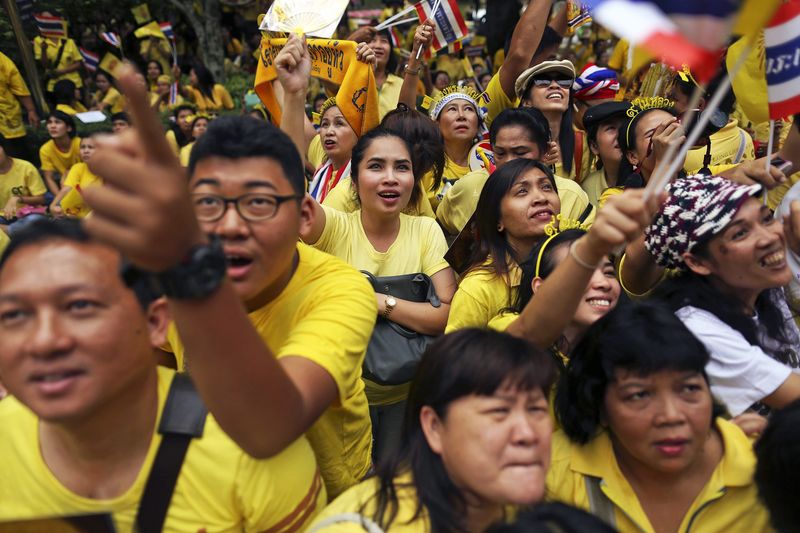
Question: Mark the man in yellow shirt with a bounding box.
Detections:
[0,133,47,228]
[33,34,83,94]
[84,71,375,500]
[0,219,325,532]
[0,52,39,161]
[39,110,81,195]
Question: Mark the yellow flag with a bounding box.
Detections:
[733,0,781,40]
[99,52,123,77]
[134,21,166,40]
[727,35,768,124]
[130,4,152,25]
[462,57,474,79]
[255,38,379,138]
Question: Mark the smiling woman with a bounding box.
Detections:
[548,300,771,533]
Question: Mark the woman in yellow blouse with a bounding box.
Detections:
[181,63,234,112]
[548,301,771,533]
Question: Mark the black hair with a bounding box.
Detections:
[486,502,617,533]
[555,299,724,444]
[754,399,800,532]
[673,63,736,117]
[110,111,130,124]
[368,329,557,532]
[95,69,114,85]
[0,218,161,309]
[191,62,216,99]
[375,29,399,74]
[616,106,678,187]
[652,260,799,368]
[46,110,77,138]
[513,229,587,315]
[169,104,198,148]
[146,59,164,77]
[382,106,445,195]
[52,79,76,105]
[467,158,558,279]
[350,126,421,207]
[0,132,6,151]
[188,115,305,196]
[172,103,196,118]
[432,70,450,85]
[489,107,551,157]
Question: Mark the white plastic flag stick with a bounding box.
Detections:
[378,17,419,30]
[765,119,776,205]
[643,44,752,201]
[416,0,442,59]
[374,5,417,30]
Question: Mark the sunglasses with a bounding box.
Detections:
[531,77,573,89]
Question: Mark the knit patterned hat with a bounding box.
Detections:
[645,175,762,270]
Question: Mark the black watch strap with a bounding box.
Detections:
[155,238,227,300]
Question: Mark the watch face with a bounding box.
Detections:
[387,297,397,307]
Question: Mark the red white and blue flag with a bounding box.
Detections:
[33,13,67,39]
[414,0,468,55]
[584,0,739,81]
[101,31,122,48]
[766,1,800,119]
[79,47,99,72]
[159,22,174,40]
[169,82,179,105]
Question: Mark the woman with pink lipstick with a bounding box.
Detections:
[301,126,457,462]
[648,175,800,417]
[548,300,771,532]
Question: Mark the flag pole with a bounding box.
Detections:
[416,0,442,59]
[2,0,48,113]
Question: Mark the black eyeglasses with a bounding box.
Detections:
[531,77,573,89]
[191,192,302,222]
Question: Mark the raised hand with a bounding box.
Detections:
[275,33,311,95]
[83,63,205,272]
[412,20,435,57]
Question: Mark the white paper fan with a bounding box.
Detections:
[261,0,348,36]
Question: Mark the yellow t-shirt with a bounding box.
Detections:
[166,243,375,499]
[546,419,771,533]
[0,52,31,139]
[0,366,325,532]
[0,230,8,254]
[39,137,82,177]
[435,169,596,236]
[95,86,124,114]
[423,155,471,211]
[179,141,194,167]
[580,169,608,208]
[55,103,86,116]
[309,473,430,532]
[0,158,47,207]
[313,207,450,405]
[445,259,522,333]
[378,74,403,119]
[478,70,518,128]
[323,176,436,218]
[684,119,755,175]
[60,162,103,218]
[186,84,234,112]
[33,37,83,91]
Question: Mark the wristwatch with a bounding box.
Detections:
[154,237,227,300]
[403,64,420,76]
[383,296,397,319]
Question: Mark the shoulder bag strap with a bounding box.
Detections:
[52,39,68,72]
[733,129,748,164]
[135,373,208,533]
[584,475,617,528]
[577,201,594,223]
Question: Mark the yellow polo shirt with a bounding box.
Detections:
[166,243,375,499]
[378,74,403,119]
[0,367,325,532]
[684,119,755,175]
[33,37,83,92]
[0,52,31,139]
[546,419,771,533]
[435,169,595,235]
[445,259,522,333]
[0,229,8,254]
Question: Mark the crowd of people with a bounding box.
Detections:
[2,0,800,531]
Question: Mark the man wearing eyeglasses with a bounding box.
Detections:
[83,66,376,500]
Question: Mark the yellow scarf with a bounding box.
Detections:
[255,37,379,137]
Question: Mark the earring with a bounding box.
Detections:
[497,224,503,232]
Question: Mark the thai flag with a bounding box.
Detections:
[159,22,174,40]
[169,82,178,105]
[766,1,800,119]
[101,31,122,48]
[414,0,468,54]
[79,47,99,72]
[33,13,67,39]
[584,0,740,81]
[388,27,402,48]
